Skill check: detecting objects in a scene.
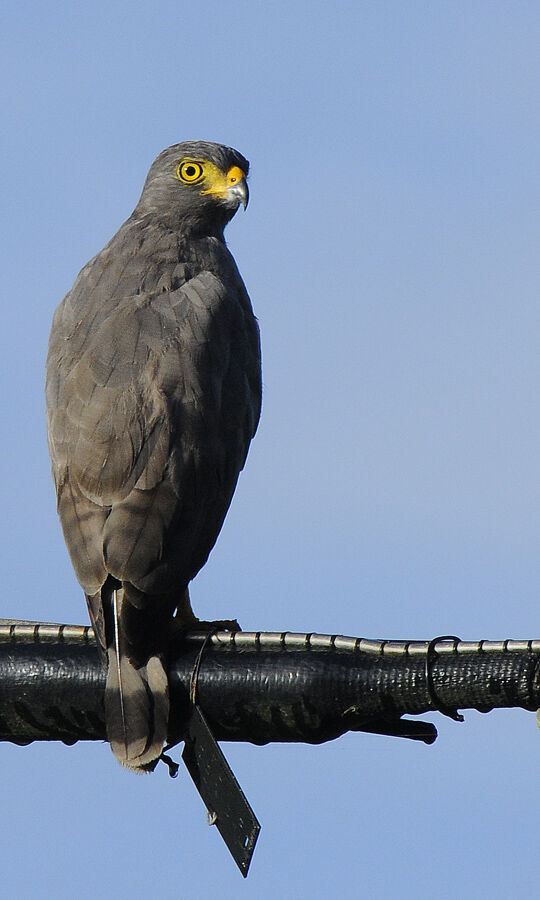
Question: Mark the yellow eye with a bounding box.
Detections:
[176,160,204,183]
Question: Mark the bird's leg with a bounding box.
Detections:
[171,587,241,634]
[173,586,198,623]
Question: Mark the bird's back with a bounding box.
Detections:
[46,140,260,771]
[47,214,261,600]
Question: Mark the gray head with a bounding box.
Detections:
[134,140,250,235]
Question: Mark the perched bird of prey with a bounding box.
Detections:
[46,141,261,771]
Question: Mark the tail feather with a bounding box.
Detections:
[105,649,169,770]
[144,655,170,742]
[102,586,169,772]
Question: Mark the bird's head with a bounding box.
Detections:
[134,140,249,235]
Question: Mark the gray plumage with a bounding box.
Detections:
[46,141,261,770]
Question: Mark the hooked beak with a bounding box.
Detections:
[227,175,249,210]
[200,165,249,210]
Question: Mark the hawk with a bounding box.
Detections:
[46,141,261,771]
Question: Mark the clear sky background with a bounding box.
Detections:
[2,2,540,897]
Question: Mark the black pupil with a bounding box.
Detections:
[185,165,197,178]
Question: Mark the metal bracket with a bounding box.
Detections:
[182,704,260,877]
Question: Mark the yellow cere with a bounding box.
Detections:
[175,157,246,198]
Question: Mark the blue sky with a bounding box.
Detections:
[2,2,540,897]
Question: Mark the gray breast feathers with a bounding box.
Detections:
[46,268,261,595]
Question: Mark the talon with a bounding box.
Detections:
[160,752,180,778]
[184,618,242,634]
